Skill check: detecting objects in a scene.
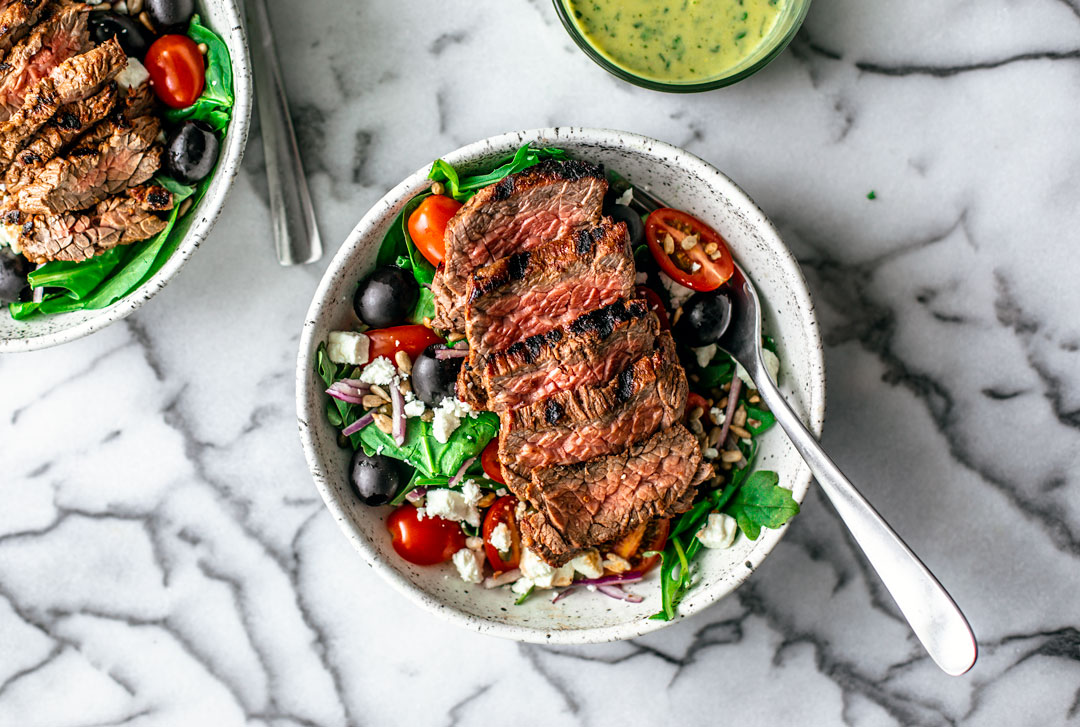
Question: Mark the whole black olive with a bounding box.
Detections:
[411,344,464,407]
[0,248,32,305]
[145,0,195,31]
[352,265,418,328]
[88,11,151,57]
[349,450,404,506]
[674,290,734,347]
[165,121,220,184]
[604,203,645,248]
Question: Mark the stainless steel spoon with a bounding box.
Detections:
[619,177,978,676]
[246,0,323,265]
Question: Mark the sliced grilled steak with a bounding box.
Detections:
[518,425,709,566]
[482,298,659,413]
[16,112,161,214]
[4,78,117,187]
[0,37,125,171]
[458,218,635,408]
[127,182,173,211]
[13,193,166,263]
[0,1,89,121]
[431,159,606,331]
[0,0,49,57]
[121,80,155,118]
[498,332,687,474]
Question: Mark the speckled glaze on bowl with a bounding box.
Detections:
[297,128,825,644]
[0,1,252,353]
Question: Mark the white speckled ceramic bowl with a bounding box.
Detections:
[0,1,252,352]
[297,128,825,643]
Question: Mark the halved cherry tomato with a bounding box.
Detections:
[481,437,505,485]
[386,504,465,566]
[483,496,521,571]
[635,285,670,330]
[144,35,205,109]
[686,392,708,419]
[408,195,462,267]
[366,325,444,362]
[612,518,670,575]
[645,208,734,292]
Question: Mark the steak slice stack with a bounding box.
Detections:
[482,299,659,413]
[498,332,686,474]
[0,0,50,56]
[431,158,607,332]
[517,425,710,566]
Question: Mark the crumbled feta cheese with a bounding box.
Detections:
[359,355,396,385]
[511,577,534,594]
[635,272,649,285]
[419,480,482,527]
[703,447,719,459]
[693,343,717,368]
[696,513,738,549]
[496,488,508,497]
[431,397,473,443]
[489,522,512,555]
[403,399,425,418]
[658,270,693,308]
[709,406,723,423]
[115,57,148,90]
[690,262,702,272]
[327,331,370,366]
[465,536,484,551]
[615,187,633,206]
[735,349,780,387]
[520,548,573,588]
[452,548,484,584]
[569,549,603,579]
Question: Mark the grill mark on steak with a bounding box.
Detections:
[544,400,564,425]
[498,332,687,473]
[481,299,658,412]
[0,1,89,121]
[0,37,125,172]
[431,158,606,331]
[517,425,708,566]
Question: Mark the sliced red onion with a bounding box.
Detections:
[484,569,521,589]
[326,388,365,405]
[552,587,577,604]
[597,584,643,603]
[405,487,426,504]
[435,348,468,359]
[337,378,368,389]
[330,380,368,397]
[449,456,476,487]
[717,374,742,447]
[452,340,469,350]
[32,286,43,303]
[341,412,374,437]
[390,385,406,446]
[572,571,644,587]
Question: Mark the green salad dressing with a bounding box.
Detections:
[564,0,785,84]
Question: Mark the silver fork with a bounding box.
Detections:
[617,175,978,676]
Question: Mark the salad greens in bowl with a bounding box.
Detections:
[0,0,251,352]
[297,128,825,643]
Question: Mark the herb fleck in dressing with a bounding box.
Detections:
[565,0,784,84]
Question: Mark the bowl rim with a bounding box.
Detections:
[551,0,813,93]
[0,1,253,353]
[296,127,826,644]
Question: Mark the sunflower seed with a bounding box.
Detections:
[370,384,391,402]
[372,413,393,434]
[394,350,412,375]
[361,394,384,409]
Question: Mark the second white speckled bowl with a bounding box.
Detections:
[0,0,252,352]
[297,128,825,643]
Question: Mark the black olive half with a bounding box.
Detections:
[673,289,734,347]
[352,265,418,328]
[165,121,220,184]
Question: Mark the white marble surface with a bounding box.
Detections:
[3,0,1080,724]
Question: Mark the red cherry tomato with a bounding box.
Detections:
[686,392,708,419]
[366,325,444,362]
[482,496,522,571]
[481,437,505,485]
[645,208,734,292]
[386,504,465,566]
[408,195,462,267]
[144,34,205,109]
[635,285,670,330]
[611,518,670,575]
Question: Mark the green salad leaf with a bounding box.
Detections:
[164,15,234,131]
[358,411,498,480]
[429,144,568,202]
[725,471,799,541]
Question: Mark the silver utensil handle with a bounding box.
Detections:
[247,0,322,266]
[744,353,978,676]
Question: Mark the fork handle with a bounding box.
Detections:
[743,354,978,675]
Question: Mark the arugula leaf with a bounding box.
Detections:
[164,15,234,130]
[724,471,799,540]
[695,357,734,389]
[744,403,776,435]
[428,144,568,202]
